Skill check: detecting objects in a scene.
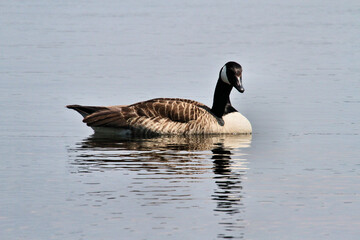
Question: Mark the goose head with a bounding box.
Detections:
[220,61,244,93]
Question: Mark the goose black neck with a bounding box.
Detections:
[211,78,235,118]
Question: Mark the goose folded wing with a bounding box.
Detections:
[82,98,210,129]
[130,98,209,123]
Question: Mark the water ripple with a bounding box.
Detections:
[67,134,251,239]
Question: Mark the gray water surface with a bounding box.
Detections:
[1,0,360,239]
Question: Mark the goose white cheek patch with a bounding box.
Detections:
[220,66,231,85]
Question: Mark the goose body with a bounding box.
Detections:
[67,62,252,136]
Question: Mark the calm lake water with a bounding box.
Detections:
[1,0,359,239]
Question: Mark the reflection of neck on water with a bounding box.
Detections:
[212,146,232,175]
[211,144,245,215]
[211,143,248,239]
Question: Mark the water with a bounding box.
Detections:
[1,0,359,239]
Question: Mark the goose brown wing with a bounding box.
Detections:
[82,98,211,129]
[129,98,210,123]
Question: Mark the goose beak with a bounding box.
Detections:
[233,77,245,93]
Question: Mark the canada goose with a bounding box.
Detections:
[67,61,252,136]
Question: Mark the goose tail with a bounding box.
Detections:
[66,104,108,118]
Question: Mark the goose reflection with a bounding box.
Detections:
[75,133,251,151]
[70,134,250,175]
[68,134,251,239]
